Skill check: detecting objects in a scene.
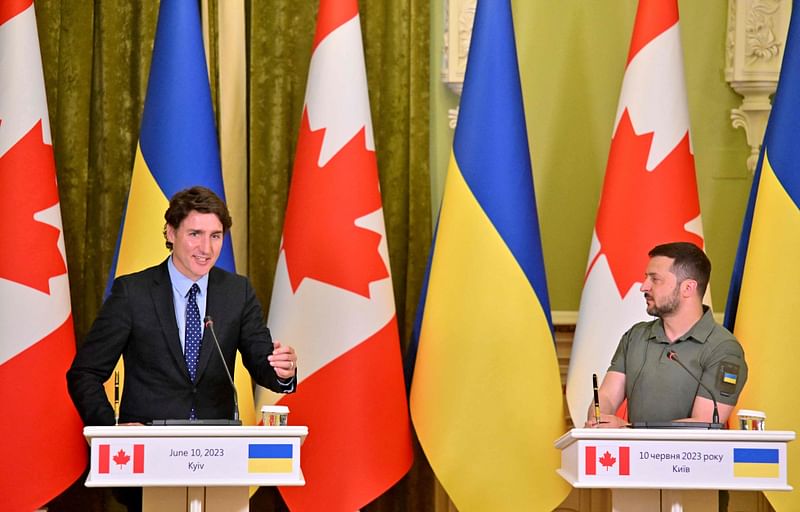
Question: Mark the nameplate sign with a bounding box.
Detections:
[84,426,307,487]
[555,428,794,491]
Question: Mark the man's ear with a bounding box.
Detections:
[681,279,698,297]
[165,224,176,244]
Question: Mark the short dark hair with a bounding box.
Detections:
[163,186,232,250]
[648,242,711,297]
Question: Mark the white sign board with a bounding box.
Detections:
[84,426,306,487]
[555,428,793,491]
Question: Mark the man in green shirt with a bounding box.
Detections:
[586,242,747,427]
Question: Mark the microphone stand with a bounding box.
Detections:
[205,315,241,424]
[667,350,721,426]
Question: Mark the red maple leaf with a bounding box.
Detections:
[0,120,65,293]
[594,109,703,297]
[281,110,387,297]
[599,451,617,471]
[113,449,130,468]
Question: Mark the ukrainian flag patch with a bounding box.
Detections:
[717,362,740,396]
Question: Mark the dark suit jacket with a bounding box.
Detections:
[67,260,292,425]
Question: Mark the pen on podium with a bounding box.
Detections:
[114,371,120,426]
[592,373,602,425]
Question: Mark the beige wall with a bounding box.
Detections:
[430,0,753,314]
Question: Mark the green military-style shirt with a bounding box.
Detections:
[608,307,748,423]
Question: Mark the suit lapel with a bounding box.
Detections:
[151,260,191,381]
[195,267,223,381]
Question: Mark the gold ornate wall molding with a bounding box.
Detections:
[442,0,477,127]
[726,0,791,172]
[442,0,475,96]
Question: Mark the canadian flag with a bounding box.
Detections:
[255,0,413,510]
[585,446,631,476]
[98,444,145,474]
[0,2,87,510]
[565,0,707,425]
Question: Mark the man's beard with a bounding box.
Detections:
[646,286,681,317]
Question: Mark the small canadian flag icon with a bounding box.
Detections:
[98,444,145,474]
[585,445,630,476]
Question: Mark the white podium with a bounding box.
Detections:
[555,428,794,512]
[84,425,307,512]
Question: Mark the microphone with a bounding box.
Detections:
[667,350,720,425]
[204,315,241,424]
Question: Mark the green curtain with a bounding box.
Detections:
[36,0,432,510]
[36,0,159,342]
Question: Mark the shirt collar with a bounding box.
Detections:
[678,305,715,343]
[648,305,715,344]
[167,256,209,298]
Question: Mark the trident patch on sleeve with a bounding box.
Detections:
[717,362,740,396]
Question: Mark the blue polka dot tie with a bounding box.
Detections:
[185,284,201,418]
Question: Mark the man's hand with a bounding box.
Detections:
[584,414,629,428]
[584,371,627,428]
[269,340,298,380]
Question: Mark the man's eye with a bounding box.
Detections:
[212,233,222,239]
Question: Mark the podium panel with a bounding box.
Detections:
[610,488,717,512]
[84,425,307,512]
[555,428,793,491]
[555,428,794,512]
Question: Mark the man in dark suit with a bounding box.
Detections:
[67,186,297,426]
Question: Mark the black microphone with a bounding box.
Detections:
[667,350,720,425]
[204,315,241,424]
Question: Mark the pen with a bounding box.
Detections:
[114,371,120,426]
[592,373,601,425]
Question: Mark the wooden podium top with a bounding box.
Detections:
[85,425,308,440]
[556,428,795,449]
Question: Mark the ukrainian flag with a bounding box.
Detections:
[724,2,800,509]
[104,0,254,421]
[408,1,569,509]
[107,0,233,282]
[247,443,293,473]
[733,448,780,479]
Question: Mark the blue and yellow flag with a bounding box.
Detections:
[247,444,294,474]
[724,2,800,509]
[408,0,569,509]
[105,0,254,422]
[107,0,233,283]
[733,448,780,479]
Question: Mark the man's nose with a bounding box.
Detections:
[199,236,212,253]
